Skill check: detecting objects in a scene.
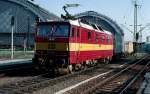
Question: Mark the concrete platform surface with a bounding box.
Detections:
[0,59,32,66]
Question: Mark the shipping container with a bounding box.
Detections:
[124,41,134,55]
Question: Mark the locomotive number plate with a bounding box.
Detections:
[48,43,55,49]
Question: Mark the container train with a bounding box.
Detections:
[33,19,113,72]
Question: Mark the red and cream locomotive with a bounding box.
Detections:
[33,19,113,72]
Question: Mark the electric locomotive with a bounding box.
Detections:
[33,19,113,72]
[33,4,113,72]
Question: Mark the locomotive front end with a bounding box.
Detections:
[33,22,70,69]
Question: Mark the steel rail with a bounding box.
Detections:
[0,63,108,94]
[119,61,150,94]
[81,55,149,94]
[0,54,147,94]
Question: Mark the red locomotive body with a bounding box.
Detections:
[33,20,113,71]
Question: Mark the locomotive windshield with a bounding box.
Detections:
[37,24,69,37]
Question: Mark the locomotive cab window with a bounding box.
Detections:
[38,24,69,37]
[87,31,91,40]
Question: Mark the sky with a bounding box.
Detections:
[33,0,150,42]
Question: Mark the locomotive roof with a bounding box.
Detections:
[69,20,112,35]
[38,20,112,35]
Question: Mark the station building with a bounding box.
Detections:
[0,0,60,49]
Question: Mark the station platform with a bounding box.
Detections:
[0,59,33,71]
[0,59,32,65]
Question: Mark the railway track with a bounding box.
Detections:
[92,64,149,94]
[64,55,150,94]
[0,63,111,94]
[0,54,147,94]
[0,72,52,94]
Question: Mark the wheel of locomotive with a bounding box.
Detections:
[74,64,83,71]
[105,57,110,64]
[85,60,91,67]
[33,59,45,73]
[108,57,112,63]
[67,65,74,73]
[80,61,87,70]
[57,64,74,74]
[35,64,47,73]
[80,62,86,70]
[93,60,98,66]
[54,65,61,75]
[101,58,107,64]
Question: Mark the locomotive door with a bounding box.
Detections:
[76,27,81,63]
[71,26,80,63]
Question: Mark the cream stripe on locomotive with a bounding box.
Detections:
[35,43,113,51]
[70,43,113,51]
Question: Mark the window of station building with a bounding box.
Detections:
[77,29,80,38]
[71,28,75,37]
[87,31,91,40]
